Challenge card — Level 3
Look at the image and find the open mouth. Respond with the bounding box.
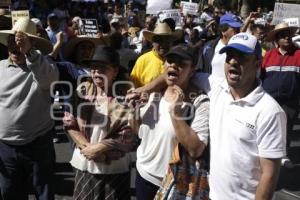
[228,68,241,81]
[167,70,179,81]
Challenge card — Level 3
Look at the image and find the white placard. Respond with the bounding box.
[11,10,30,26]
[146,0,172,14]
[158,9,182,26]
[283,18,299,27]
[272,3,300,25]
[181,1,199,16]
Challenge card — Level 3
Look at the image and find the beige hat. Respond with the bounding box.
[63,35,108,61]
[266,22,299,41]
[0,17,52,54]
[143,22,182,42]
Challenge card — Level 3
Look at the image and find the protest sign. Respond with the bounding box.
[181,1,199,16]
[283,18,299,27]
[272,3,300,25]
[158,9,182,26]
[11,10,29,26]
[0,0,11,7]
[146,0,172,14]
[82,19,99,37]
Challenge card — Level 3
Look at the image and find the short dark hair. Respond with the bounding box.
[250,24,265,33]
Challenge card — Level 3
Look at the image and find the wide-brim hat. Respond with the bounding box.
[0,17,52,54]
[63,35,109,60]
[80,45,120,68]
[143,22,182,42]
[266,22,299,41]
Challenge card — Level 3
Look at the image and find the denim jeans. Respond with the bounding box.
[0,130,55,200]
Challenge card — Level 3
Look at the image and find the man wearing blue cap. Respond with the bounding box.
[197,13,242,79]
[195,32,286,200]
[130,33,286,200]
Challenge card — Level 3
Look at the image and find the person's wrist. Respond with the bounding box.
[25,47,35,57]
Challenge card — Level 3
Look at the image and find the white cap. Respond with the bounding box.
[220,32,262,59]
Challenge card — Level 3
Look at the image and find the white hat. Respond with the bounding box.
[220,32,262,59]
[0,18,52,54]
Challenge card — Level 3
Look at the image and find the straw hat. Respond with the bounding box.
[0,18,52,54]
[63,35,108,61]
[143,22,182,42]
[266,22,299,41]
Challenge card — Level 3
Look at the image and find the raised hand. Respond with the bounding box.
[15,31,32,55]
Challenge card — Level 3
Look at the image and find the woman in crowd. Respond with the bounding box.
[127,44,210,200]
[63,46,136,200]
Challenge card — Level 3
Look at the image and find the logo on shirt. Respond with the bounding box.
[246,123,255,130]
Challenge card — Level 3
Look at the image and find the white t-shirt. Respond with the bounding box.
[211,39,226,79]
[194,74,286,200]
[136,92,209,186]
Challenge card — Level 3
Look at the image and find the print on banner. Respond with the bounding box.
[180,1,199,16]
[82,19,99,37]
[11,10,30,26]
[272,3,300,25]
[158,9,182,26]
[283,18,299,27]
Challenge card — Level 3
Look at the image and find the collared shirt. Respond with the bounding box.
[130,50,164,87]
[261,47,300,102]
[0,52,58,145]
[194,74,286,200]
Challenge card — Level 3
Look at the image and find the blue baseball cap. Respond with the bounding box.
[220,13,243,28]
[219,33,262,59]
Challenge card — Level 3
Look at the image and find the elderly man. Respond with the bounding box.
[0,18,58,200]
[261,23,300,167]
[130,33,286,200]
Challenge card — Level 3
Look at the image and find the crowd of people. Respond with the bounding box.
[0,0,299,200]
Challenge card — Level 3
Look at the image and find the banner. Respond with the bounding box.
[283,18,299,27]
[272,3,300,25]
[181,1,199,16]
[82,19,99,37]
[11,10,30,26]
[0,0,11,7]
[146,0,172,14]
[158,9,182,26]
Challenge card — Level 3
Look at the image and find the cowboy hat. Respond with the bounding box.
[63,35,109,61]
[0,17,52,54]
[266,22,299,41]
[143,22,182,42]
